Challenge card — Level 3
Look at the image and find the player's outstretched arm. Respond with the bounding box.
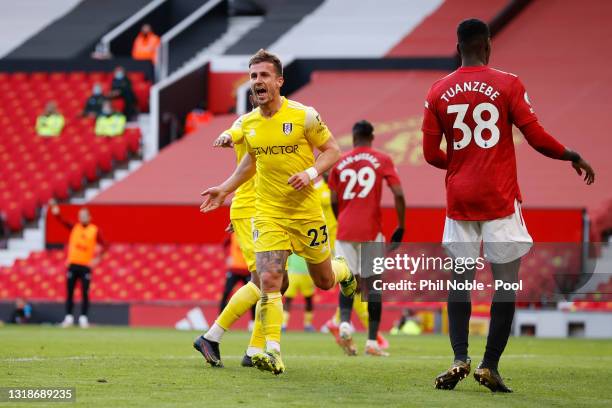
[519,121,595,185]
[212,132,233,148]
[48,199,74,230]
[288,137,341,191]
[200,153,256,212]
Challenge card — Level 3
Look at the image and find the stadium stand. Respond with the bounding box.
[266,0,443,58]
[225,0,324,55]
[100,0,215,59]
[387,0,508,57]
[0,71,148,232]
[0,244,225,302]
[0,240,596,306]
[0,0,81,58]
[6,0,151,59]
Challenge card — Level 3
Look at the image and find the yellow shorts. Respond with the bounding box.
[254,216,331,265]
[231,217,256,273]
[285,273,315,298]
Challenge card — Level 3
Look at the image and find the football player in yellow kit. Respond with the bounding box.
[201,49,355,375]
[194,95,289,369]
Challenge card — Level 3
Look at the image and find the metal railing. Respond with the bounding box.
[158,0,226,79]
[97,0,168,56]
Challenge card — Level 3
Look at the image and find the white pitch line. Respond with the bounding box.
[3,354,612,363]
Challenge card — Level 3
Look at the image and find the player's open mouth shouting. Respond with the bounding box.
[254,85,268,100]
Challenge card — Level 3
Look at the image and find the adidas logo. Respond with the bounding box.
[175,307,209,331]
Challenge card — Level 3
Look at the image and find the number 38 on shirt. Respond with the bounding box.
[448,102,500,150]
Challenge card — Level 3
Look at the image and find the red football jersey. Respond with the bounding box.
[422,66,538,221]
[328,146,401,241]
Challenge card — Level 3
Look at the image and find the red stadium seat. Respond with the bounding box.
[51,173,70,200]
[89,72,108,83]
[0,71,150,233]
[109,137,128,162]
[49,72,66,82]
[12,72,28,82]
[30,72,48,82]
[82,153,98,182]
[5,202,23,232]
[95,143,113,173]
[133,82,150,112]
[124,129,141,153]
[20,191,38,221]
[67,72,87,83]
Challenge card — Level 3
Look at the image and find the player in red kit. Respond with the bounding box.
[328,120,406,357]
[422,19,595,393]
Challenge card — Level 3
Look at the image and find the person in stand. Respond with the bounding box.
[50,200,107,328]
[95,101,126,137]
[11,298,33,324]
[82,83,106,118]
[36,101,65,137]
[109,66,137,120]
[132,24,160,64]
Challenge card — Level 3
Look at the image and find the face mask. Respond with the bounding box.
[102,108,111,115]
[93,86,102,95]
[115,71,124,79]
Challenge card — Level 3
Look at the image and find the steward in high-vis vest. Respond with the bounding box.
[95,102,126,137]
[36,101,65,137]
[50,200,106,328]
[131,24,160,64]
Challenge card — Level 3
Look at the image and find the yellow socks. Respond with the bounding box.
[247,300,266,355]
[216,281,260,330]
[304,310,313,327]
[259,292,283,352]
[354,298,369,328]
[333,307,341,325]
[331,258,351,284]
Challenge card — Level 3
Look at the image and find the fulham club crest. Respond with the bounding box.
[282,123,293,135]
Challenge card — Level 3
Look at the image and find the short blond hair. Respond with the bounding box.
[248,49,283,76]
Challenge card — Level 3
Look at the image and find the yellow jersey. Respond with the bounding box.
[224,114,256,220]
[314,179,337,249]
[242,98,332,219]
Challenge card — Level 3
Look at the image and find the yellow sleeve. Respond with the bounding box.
[224,115,244,144]
[244,131,254,155]
[304,107,331,147]
[57,114,65,130]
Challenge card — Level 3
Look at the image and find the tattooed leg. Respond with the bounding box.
[255,250,290,355]
[257,250,290,293]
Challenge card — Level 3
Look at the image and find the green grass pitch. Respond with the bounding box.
[1,325,611,407]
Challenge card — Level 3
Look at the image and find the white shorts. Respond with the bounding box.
[335,232,385,276]
[442,200,533,264]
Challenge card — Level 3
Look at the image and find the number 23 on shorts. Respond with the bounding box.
[307,225,328,247]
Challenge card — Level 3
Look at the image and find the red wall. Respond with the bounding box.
[207,72,248,114]
[46,204,229,245]
[46,204,584,245]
